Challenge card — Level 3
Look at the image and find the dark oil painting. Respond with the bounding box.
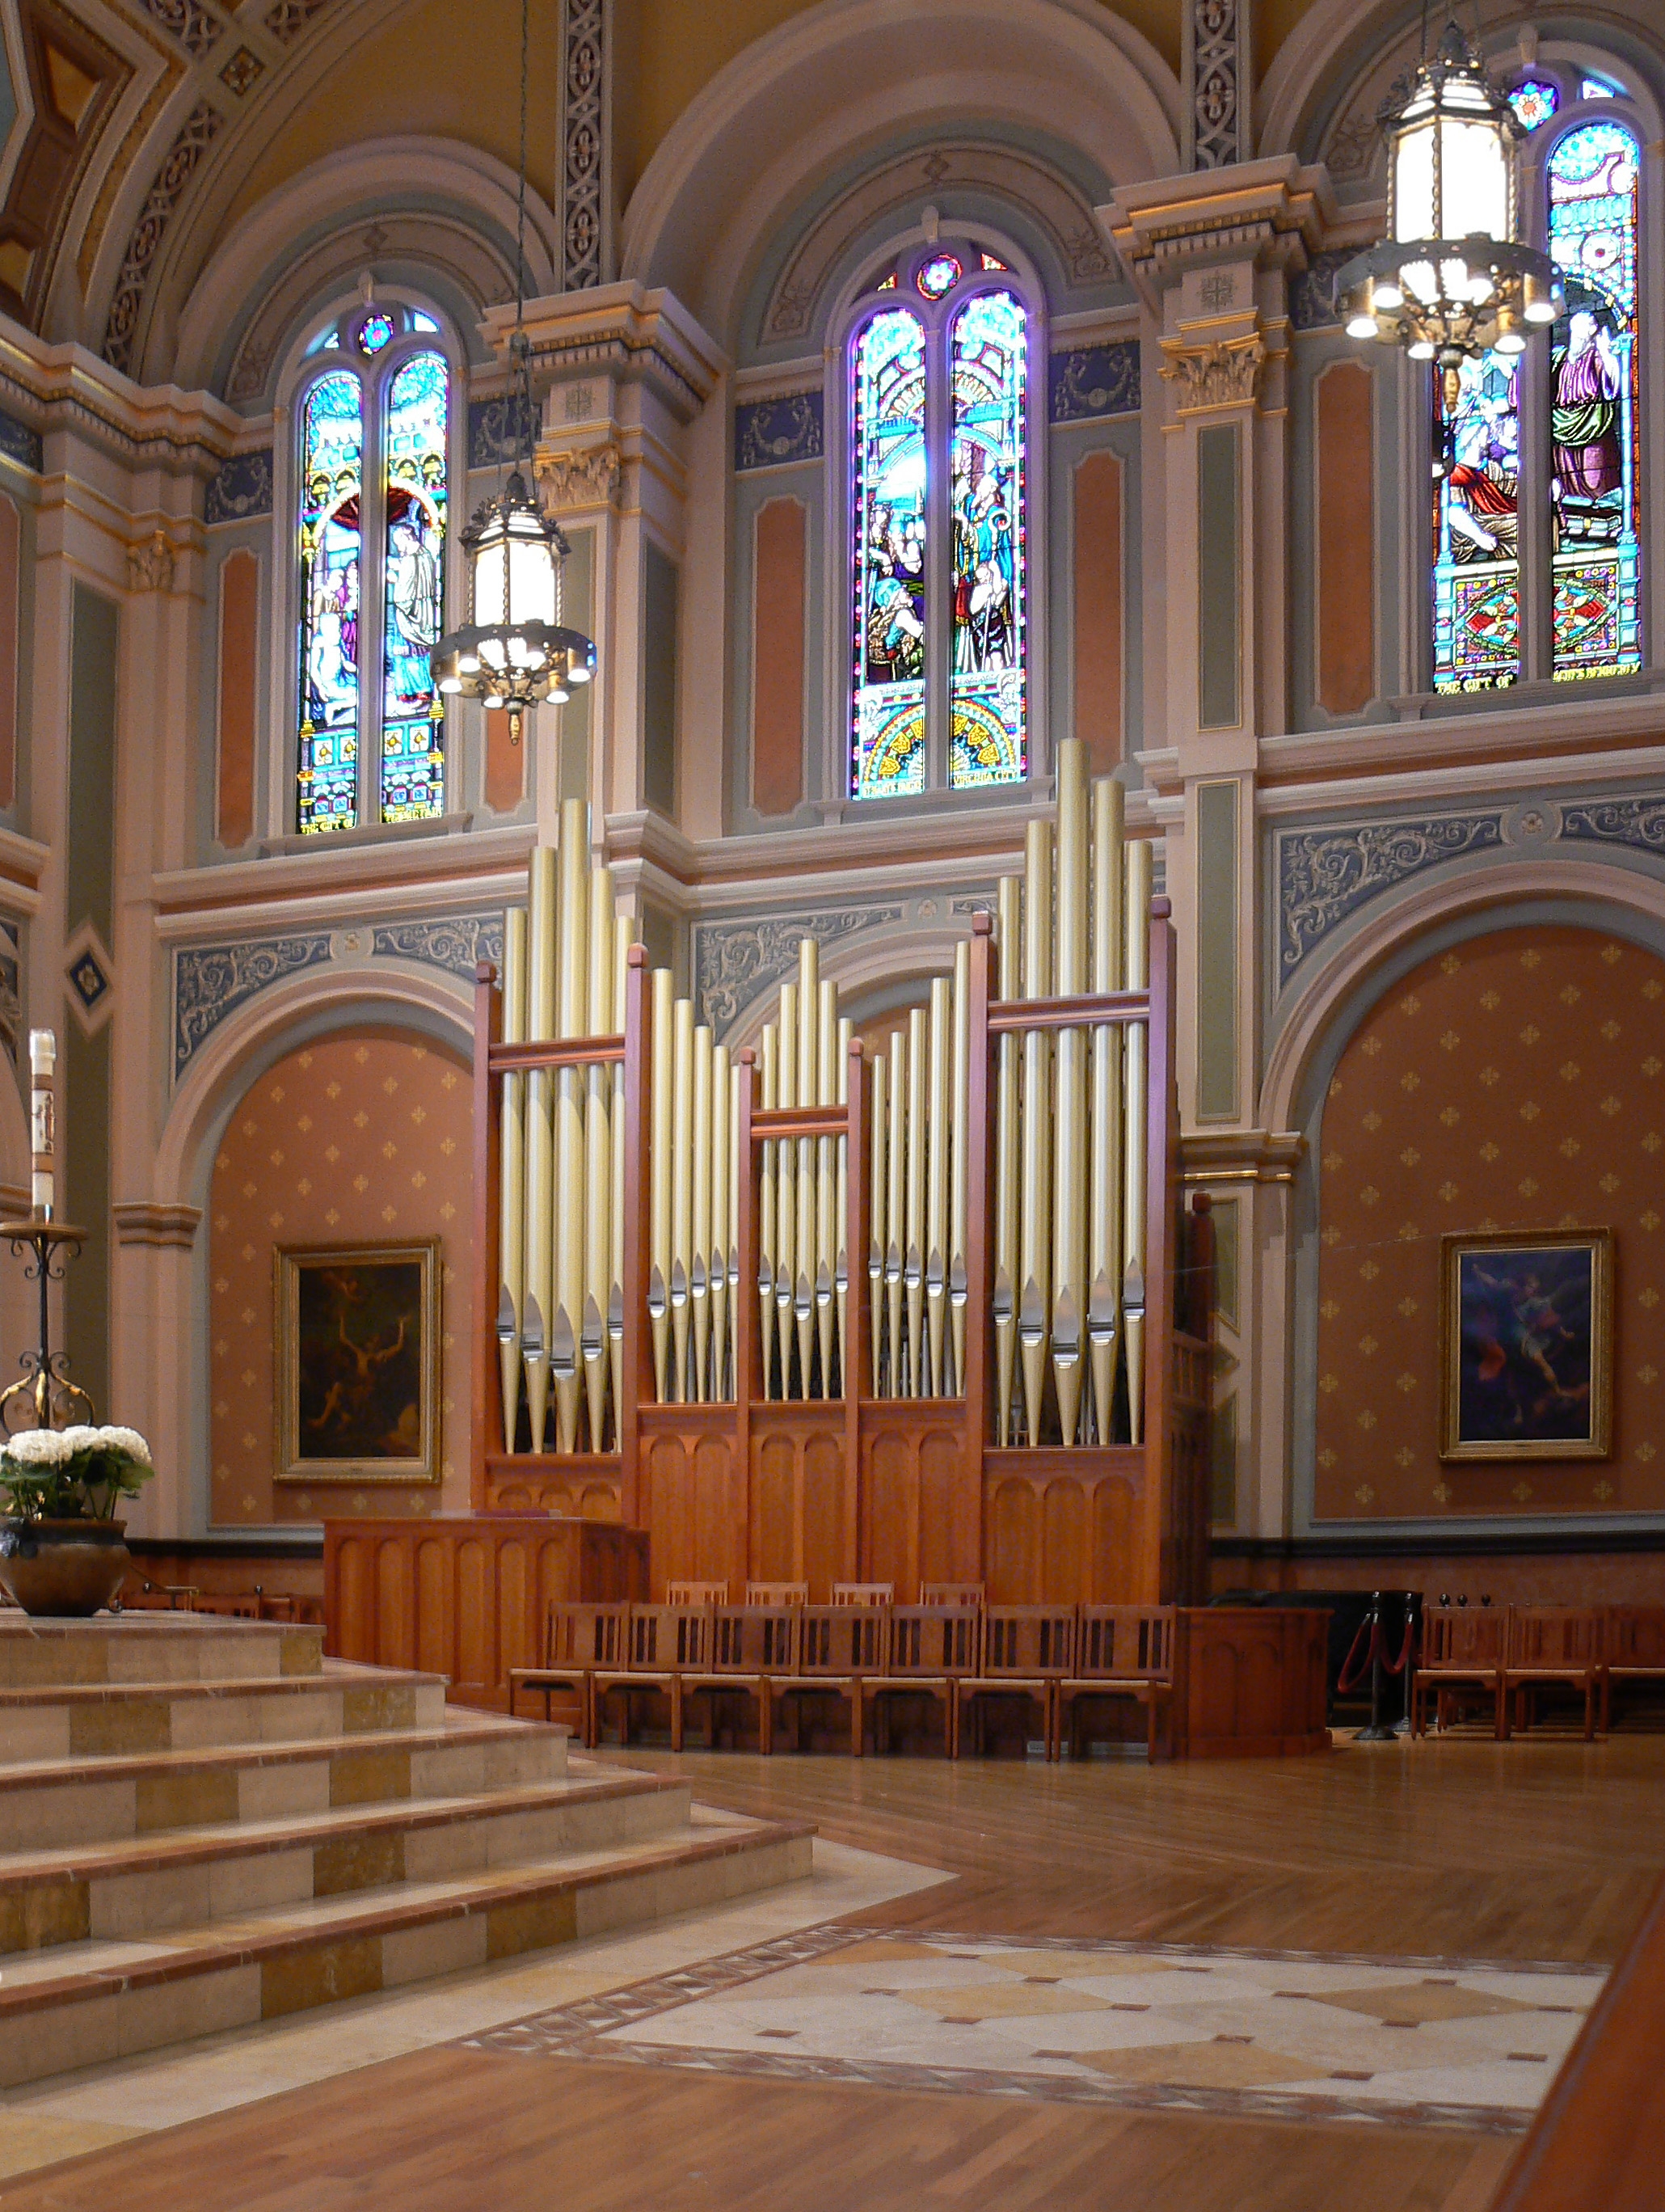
[295,1256,426,1462]
[1444,1234,1612,1459]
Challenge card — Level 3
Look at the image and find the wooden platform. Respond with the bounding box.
[1,1737,1659,2207]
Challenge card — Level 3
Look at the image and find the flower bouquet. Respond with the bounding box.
[0,1425,154,1615]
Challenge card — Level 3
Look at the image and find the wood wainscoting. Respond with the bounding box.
[323,1516,648,1710]
[1175,1607,1332,1758]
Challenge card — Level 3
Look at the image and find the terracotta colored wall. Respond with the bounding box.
[1314,925,1665,1520]
[484,705,525,813]
[0,492,18,808]
[216,549,258,847]
[750,496,806,816]
[209,1031,473,1526]
[1072,450,1123,776]
[1315,361,1374,717]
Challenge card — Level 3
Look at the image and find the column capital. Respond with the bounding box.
[1097,156,1338,315]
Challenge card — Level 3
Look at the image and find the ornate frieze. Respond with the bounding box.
[1048,343,1140,424]
[1187,0,1244,168]
[102,102,224,375]
[262,0,336,41]
[1278,814,1506,989]
[1289,251,1355,333]
[173,913,508,1081]
[559,0,606,290]
[534,442,622,511]
[734,393,823,473]
[1560,796,1665,858]
[467,392,539,471]
[0,409,42,473]
[204,449,273,526]
[1159,332,1266,412]
[138,0,223,58]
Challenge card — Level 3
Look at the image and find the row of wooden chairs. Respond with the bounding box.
[509,1590,1175,1760]
[1413,1603,1665,1741]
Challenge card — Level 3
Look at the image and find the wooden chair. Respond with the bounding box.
[1411,1604,1510,1739]
[831,1583,893,1606]
[1054,1606,1175,1760]
[773,1605,887,1754]
[1504,1605,1603,1741]
[860,1603,980,1757]
[681,1606,799,1754]
[664,1581,729,1606]
[920,1582,984,1606]
[592,1604,713,1753]
[956,1606,1077,1760]
[509,1600,630,1741]
[1602,1605,1665,1731]
[744,1582,808,1606]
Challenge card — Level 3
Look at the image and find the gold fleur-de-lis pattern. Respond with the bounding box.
[1316,928,1663,1519]
[209,1032,473,1526]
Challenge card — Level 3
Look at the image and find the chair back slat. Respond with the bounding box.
[1421,1604,1508,1669]
[546,1600,630,1669]
[1607,1606,1665,1668]
[798,1604,888,1674]
[884,1605,980,1677]
[919,1582,984,1606]
[832,1583,894,1607]
[626,1604,711,1671]
[708,1605,799,1674]
[1507,1604,1601,1669]
[980,1605,1077,1677]
[665,1581,728,1606]
[1077,1605,1174,1679]
[745,1582,808,1607]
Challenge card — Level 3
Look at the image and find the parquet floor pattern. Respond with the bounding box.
[5,1737,1661,2211]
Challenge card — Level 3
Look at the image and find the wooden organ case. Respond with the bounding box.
[467,753,1216,1612]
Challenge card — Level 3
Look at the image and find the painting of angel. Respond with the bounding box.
[1440,1231,1612,1460]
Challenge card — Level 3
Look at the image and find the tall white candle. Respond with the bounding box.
[27,1028,54,1218]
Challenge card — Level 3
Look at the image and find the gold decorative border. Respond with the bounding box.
[273,1238,440,1484]
[1439,1228,1613,1462]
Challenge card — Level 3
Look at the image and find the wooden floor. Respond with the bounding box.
[6,1735,1663,2211]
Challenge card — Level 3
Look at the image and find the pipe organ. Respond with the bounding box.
[472,742,1214,1607]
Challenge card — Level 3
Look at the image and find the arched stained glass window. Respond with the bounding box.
[950,290,1026,786]
[297,372,363,832]
[847,248,1034,800]
[852,307,927,799]
[381,350,448,822]
[1548,119,1640,680]
[1432,351,1521,691]
[293,306,456,834]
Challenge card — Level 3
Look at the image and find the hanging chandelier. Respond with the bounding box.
[429,0,595,741]
[1337,19,1561,413]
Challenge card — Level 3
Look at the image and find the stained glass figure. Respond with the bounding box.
[1431,350,1521,691]
[357,310,394,356]
[297,372,364,831]
[851,308,927,798]
[1508,78,1558,131]
[917,254,962,300]
[949,290,1026,785]
[381,350,448,821]
[1548,120,1640,679]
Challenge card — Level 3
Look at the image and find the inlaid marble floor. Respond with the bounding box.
[467,1923,1604,2135]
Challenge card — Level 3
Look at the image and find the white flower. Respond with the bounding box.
[95,1426,151,1467]
[3,1427,73,1467]
[57,1425,100,1454]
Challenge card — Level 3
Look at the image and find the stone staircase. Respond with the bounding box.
[0,1614,811,2087]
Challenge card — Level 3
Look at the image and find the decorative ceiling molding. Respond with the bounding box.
[759,140,1119,350]
[558,0,606,289]
[126,0,224,61]
[0,0,134,330]
[101,96,223,373]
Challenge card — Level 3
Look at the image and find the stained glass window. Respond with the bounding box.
[1508,78,1558,131]
[297,372,364,832]
[1548,120,1641,680]
[1580,76,1620,101]
[1432,351,1521,691]
[917,255,962,300]
[381,350,448,821]
[851,307,927,797]
[356,311,393,357]
[950,290,1026,785]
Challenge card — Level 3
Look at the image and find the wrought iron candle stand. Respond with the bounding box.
[0,1217,94,1435]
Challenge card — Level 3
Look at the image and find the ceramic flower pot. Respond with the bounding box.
[0,1518,129,1617]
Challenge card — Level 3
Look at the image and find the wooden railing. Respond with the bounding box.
[1489,1871,1665,2211]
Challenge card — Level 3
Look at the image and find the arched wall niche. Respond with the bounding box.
[740,133,1124,369]
[620,0,1179,352]
[141,137,557,397]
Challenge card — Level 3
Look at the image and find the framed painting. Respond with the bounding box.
[275,1239,440,1484]
[1439,1230,1613,1461]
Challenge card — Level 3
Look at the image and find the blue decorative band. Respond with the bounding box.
[1048,342,1140,423]
[735,391,824,473]
[205,449,273,525]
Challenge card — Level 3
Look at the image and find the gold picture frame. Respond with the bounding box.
[1439,1229,1613,1462]
[274,1239,441,1485]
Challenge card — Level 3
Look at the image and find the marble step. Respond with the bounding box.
[0,1617,325,1687]
[0,1716,570,1854]
[0,1765,695,1956]
[0,1664,449,1764]
[0,1803,814,2087]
